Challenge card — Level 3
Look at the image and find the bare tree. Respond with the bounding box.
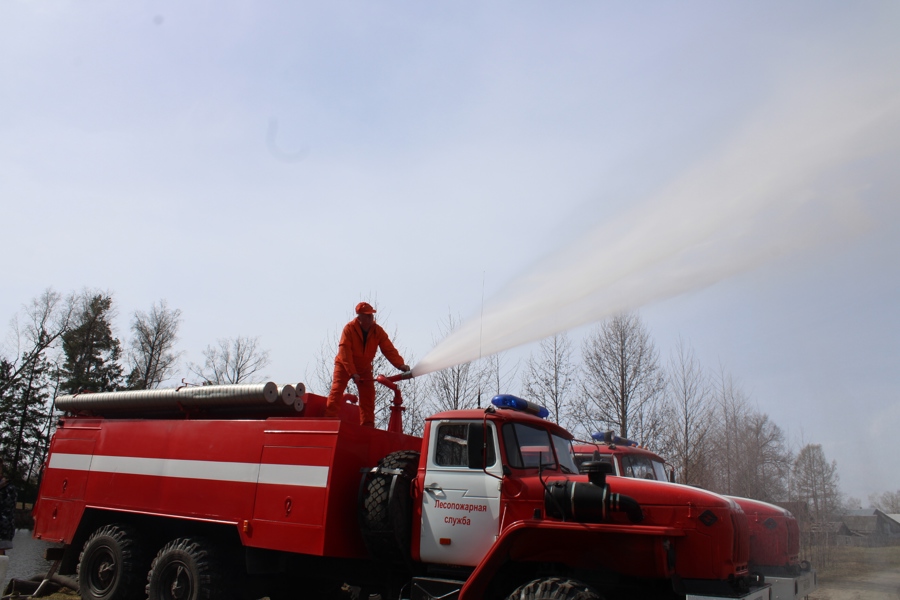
[190,336,271,384]
[662,338,714,487]
[308,333,341,396]
[522,333,578,431]
[0,288,74,396]
[481,351,519,403]
[707,368,753,495]
[658,350,795,500]
[424,313,485,413]
[869,490,900,513]
[792,444,841,522]
[575,312,666,446]
[791,443,841,568]
[126,300,183,389]
[843,496,863,511]
[733,411,792,502]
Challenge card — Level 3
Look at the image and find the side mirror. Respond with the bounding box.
[467,423,485,470]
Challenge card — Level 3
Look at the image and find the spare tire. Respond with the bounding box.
[359,450,420,565]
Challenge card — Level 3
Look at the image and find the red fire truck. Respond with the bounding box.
[32,379,772,600]
[573,434,816,600]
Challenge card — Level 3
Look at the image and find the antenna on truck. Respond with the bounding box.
[478,271,485,408]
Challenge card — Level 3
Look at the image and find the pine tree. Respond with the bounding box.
[0,352,52,484]
[59,293,123,395]
[0,358,15,472]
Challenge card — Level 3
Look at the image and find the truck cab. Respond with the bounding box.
[390,397,762,600]
[413,401,579,567]
[573,435,672,481]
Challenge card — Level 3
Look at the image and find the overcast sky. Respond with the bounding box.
[2,2,898,500]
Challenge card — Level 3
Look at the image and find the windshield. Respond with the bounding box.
[552,434,579,474]
[651,459,669,482]
[573,451,615,472]
[502,422,578,473]
[622,454,667,481]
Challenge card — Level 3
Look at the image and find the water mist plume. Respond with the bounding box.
[413,76,900,377]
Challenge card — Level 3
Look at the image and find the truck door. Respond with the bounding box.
[418,420,502,567]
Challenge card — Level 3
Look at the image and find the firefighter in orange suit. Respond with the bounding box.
[324,302,410,427]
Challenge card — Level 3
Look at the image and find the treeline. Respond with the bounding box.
[0,288,271,499]
[0,288,859,548]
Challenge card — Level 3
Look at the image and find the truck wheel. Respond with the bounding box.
[506,577,602,600]
[360,450,420,564]
[146,537,224,600]
[77,523,147,600]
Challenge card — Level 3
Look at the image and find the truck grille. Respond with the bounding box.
[731,511,750,567]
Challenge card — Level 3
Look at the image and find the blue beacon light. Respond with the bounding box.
[491,395,550,419]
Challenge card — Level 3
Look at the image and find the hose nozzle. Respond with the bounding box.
[387,371,414,383]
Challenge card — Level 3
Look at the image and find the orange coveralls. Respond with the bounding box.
[324,319,406,427]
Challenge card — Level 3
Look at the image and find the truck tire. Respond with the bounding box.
[146,537,225,600]
[360,450,420,565]
[77,523,147,600]
[506,577,602,600]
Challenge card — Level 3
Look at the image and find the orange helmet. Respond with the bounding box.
[355,302,376,315]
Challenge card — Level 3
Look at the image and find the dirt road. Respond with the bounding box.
[810,569,900,600]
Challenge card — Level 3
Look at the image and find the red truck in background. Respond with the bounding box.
[32,379,773,600]
[573,433,816,600]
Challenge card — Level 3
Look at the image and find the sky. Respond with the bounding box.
[1,2,898,500]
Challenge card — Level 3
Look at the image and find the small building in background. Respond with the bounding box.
[835,509,900,547]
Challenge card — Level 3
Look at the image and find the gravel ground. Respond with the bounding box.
[21,575,900,600]
[4,530,899,600]
[808,546,900,600]
[809,570,900,599]
[2,529,56,594]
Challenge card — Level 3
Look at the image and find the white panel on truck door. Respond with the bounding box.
[419,421,502,566]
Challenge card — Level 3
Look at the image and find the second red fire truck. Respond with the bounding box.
[573,433,817,600]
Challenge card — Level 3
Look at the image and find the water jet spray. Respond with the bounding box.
[412,79,900,378]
